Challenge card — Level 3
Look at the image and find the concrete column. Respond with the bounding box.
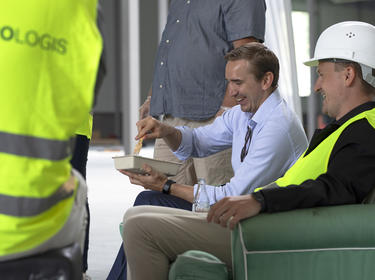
[307,0,319,140]
[120,0,140,154]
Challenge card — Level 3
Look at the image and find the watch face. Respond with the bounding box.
[162,183,170,194]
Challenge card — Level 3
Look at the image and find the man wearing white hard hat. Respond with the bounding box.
[121,21,375,280]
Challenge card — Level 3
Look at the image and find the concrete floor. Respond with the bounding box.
[85,145,153,279]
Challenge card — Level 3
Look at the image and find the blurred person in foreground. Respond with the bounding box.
[0,0,102,269]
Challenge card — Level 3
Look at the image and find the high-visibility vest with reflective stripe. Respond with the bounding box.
[0,0,102,256]
[274,108,375,188]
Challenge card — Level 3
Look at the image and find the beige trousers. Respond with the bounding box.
[154,115,234,186]
[123,205,231,280]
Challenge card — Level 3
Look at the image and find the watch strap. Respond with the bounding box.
[162,179,176,194]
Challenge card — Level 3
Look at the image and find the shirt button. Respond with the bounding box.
[160,61,164,66]
[176,19,180,23]
[159,84,163,88]
[166,39,170,43]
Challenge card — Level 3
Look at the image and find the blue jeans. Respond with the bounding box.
[106,190,192,280]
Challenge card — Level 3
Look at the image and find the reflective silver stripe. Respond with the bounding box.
[0,131,74,160]
[0,186,74,217]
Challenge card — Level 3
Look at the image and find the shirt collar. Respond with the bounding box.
[306,101,375,156]
[246,89,282,129]
[335,101,375,125]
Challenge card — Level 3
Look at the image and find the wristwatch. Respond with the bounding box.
[162,179,176,194]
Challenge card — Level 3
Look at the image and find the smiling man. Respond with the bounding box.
[226,54,278,114]
[123,43,307,210]
[206,20,375,227]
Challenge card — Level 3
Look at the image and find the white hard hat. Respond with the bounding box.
[304,21,375,87]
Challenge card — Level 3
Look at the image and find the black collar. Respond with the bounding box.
[305,101,375,156]
[336,101,375,126]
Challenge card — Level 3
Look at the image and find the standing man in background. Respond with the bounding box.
[107,1,267,279]
[139,0,266,187]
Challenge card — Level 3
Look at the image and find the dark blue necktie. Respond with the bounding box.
[240,126,252,162]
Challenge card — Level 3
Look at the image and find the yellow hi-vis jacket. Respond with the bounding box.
[256,108,375,191]
[76,113,94,139]
[0,0,102,257]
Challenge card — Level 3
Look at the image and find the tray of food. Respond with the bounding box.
[113,155,181,176]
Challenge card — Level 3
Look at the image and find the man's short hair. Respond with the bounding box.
[321,58,375,95]
[335,61,375,95]
[225,43,279,90]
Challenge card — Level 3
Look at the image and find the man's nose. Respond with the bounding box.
[313,79,321,93]
[228,84,237,97]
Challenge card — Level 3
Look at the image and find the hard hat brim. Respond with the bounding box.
[304,58,319,67]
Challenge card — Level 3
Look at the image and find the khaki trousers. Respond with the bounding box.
[154,115,234,186]
[123,205,231,280]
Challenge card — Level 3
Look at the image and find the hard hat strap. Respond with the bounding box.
[360,64,375,88]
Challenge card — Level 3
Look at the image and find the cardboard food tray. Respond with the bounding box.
[113,155,181,176]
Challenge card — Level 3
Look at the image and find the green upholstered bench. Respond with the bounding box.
[169,250,230,280]
[170,203,375,280]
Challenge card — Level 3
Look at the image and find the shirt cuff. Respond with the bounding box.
[252,191,267,213]
[173,126,193,160]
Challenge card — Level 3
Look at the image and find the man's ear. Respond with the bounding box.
[343,65,356,87]
[262,72,274,91]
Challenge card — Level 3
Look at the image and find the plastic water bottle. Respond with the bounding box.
[193,178,210,212]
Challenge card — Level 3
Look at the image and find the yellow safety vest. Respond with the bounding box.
[76,113,94,139]
[0,0,102,256]
[262,108,375,189]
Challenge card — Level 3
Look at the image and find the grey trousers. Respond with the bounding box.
[0,169,87,262]
[123,205,231,280]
